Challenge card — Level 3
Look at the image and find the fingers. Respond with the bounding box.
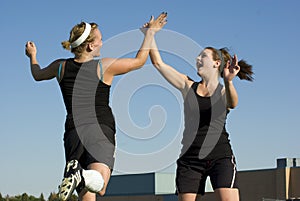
[156,12,167,21]
[26,41,35,48]
[150,12,167,25]
[232,54,238,65]
[25,41,36,57]
[149,15,154,23]
[225,60,231,69]
[234,54,238,61]
[142,12,167,33]
[156,12,167,25]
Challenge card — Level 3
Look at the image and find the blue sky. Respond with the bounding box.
[1,0,300,197]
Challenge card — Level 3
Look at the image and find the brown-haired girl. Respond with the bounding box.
[143,21,253,201]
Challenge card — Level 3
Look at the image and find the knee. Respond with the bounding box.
[98,189,106,196]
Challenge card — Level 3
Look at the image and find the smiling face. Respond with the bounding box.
[196,48,219,77]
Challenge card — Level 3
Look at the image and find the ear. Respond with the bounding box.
[214,60,221,68]
[87,42,94,52]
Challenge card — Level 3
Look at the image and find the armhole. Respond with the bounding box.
[98,59,104,81]
[191,81,199,91]
[58,60,66,82]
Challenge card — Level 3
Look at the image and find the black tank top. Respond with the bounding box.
[59,58,115,132]
[180,81,233,160]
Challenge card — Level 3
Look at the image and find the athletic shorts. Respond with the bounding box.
[176,156,238,195]
[63,123,116,170]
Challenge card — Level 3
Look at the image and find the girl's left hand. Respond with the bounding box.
[140,12,167,35]
[223,54,240,82]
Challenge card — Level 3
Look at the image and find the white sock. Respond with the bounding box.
[82,169,104,193]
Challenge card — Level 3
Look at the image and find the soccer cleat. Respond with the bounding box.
[58,160,84,201]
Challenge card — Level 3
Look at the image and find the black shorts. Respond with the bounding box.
[176,156,238,195]
[63,123,116,170]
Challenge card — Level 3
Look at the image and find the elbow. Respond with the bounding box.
[33,75,40,81]
[228,105,236,110]
[132,62,144,71]
[151,60,164,70]
[32,74,42,81]
[227,101,238,109]
[131,58,147,71]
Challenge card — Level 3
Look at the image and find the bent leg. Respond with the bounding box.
[88,162,111,196]
[79,162,111,201]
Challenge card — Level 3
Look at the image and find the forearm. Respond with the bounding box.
[133,29,156,68]
[29,54,42,81]
[149,38,164,68]
[224,80,238,109]
[149,39,188,90]
[29,55,57,81]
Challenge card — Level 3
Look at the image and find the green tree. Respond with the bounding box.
[21,193,29,201]
[14,195,22,201]
[28,195,38,201]
[39,194,45,201]
[47,193,60,201]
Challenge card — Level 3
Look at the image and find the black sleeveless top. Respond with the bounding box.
[180,81,233,161]
[59,58,115,132]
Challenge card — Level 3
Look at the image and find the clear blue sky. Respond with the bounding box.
[1,0,300,197]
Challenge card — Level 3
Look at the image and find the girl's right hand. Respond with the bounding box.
[25,41,37,58]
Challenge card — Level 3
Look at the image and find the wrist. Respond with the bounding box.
[146,28,156,35]
[224,79,233,85]
[30,55,38,64]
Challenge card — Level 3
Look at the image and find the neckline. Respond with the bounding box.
[194,82,221,98]
[72,58,95,65]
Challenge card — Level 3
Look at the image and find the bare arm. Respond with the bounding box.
[25,41,61,81]
[139,18,192,93]
[223,55,240,109]
[224,80,238,109]
[149,38,191,92]
[103,13,168,83]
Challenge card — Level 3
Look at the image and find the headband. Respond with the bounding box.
[216,49,225,73]
[71,22,92,48]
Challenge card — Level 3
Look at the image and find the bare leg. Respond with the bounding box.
[178,193,201,201]
[78,189,95,201]
[214,188,239,201]
[79,162,111,201]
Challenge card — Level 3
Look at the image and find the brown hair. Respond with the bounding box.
[205,47,254,81]
[61,22,98,57]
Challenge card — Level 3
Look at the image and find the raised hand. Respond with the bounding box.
[25,41,37,58]
[223,54,240,82]
[140,12,167,34]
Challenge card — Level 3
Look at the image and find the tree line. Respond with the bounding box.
[0,193,78,201]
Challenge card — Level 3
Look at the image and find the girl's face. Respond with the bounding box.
[196,49,217,76]
[90,29,103,57]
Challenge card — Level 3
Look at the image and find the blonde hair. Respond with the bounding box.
[61,22,98,57]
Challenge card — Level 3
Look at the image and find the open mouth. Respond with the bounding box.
[196,62,203,69]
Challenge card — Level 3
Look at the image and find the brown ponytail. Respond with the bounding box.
[206,47,254,82]
[237,59,254,81]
